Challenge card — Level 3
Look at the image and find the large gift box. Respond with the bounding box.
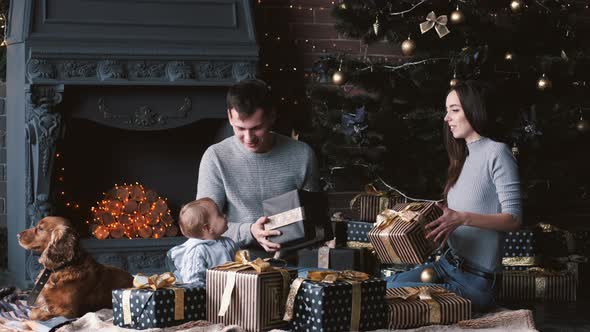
[296,246,378,274]
[351,186,404,222]
[385,286,471,329]
[368,202,442,264]
[206,251,296,332]
[502,227,542,271]
[333,220,373,245]
[112,273,205,330]
[499,267,577,302]
[263,189,332,248]
[284,270,387,332]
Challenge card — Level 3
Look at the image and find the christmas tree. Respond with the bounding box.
[303,0,590,223]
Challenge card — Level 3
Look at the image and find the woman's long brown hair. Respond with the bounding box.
[443,81,492,197]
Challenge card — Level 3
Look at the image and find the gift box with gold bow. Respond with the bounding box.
[296,246,378,275]
[385,286,471,329]
[368,202,442,265]
[498,266,577,302]
[112,272,205,329]
[284,270,387,331]
[206,250,297,332]
[350,185,404,222]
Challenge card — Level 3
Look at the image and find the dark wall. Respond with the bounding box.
[0,84,6,271]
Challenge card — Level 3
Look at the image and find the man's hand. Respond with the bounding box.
[424,202,466,246]
[250,216,281,252]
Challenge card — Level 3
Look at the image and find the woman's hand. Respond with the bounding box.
[424,202,467,246]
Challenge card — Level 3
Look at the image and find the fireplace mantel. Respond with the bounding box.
[7,0,258,288]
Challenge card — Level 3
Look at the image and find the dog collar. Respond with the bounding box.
[27,268,52,306]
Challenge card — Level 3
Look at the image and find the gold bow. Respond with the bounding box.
[420,11,450,38]
[215,250,289,317]
[284,270,370,331]
[123,272,184,325]
[386,287,452,324]
[132,272,176,290]
[375,203,424,230]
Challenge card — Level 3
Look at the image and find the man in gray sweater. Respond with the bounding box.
[196,79,320,252]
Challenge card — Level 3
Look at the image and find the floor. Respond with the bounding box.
[501,300,590,332]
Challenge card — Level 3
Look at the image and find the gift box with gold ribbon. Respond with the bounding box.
[498,267,577,302]
[206,250,296,332]
[368,202,442,264]
[385,286,471,329]
[112,272,205,329]
[284,270,387,331]
[350,185,405,222]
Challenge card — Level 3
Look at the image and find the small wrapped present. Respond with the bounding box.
[385,286,471,329]
[499,267,577,302]
[368,202,442,265]
[350,185,405,222]
[263,189,332,249]
[112,273,205,330]
[284,270,387,331]
[206,250,296,332]
[296,246,378,274]
[503,228,540,258]
[333,220,374,244]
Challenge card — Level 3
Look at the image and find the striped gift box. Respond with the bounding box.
[368,202,442,265]
[355,194,405,222]
[498,269,577,302]
[385,286,471,329]
[206,268,296,332]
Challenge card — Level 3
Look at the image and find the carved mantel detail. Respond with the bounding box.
[98,97,192,128]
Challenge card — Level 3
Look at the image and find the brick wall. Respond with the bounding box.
[0,83,6,271]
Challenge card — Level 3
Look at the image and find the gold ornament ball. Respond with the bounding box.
[420,267,437,283]
[504,52,514,61]
[450,78,460,87]
[537,75,552,91]
[401,38,416,56]
[332,70,345,85]
[450,9,465,24]
[577,119,590,133]
[510,0,524,13]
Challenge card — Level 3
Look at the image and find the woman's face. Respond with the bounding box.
[444,90,479,142]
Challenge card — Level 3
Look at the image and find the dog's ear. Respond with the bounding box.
[39,224,79,270]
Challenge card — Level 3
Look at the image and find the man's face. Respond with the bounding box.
[228,107,275,153]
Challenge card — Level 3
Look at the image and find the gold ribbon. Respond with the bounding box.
[502,256,541,267]
[419,11,450,38]
[386,287,452,324]
[349,184,390,210]
[375,203,424,231]
[283,270,369,330]
[318,246,330,269]
[215,250,288,317]
[265,207,305,231]
[122,272,184,325]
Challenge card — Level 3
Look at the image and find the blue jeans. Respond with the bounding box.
[384,250,497,312]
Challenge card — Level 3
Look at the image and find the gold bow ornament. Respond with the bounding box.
[386,286,453,324]
[121,272,185,325]
[214,250,291,317]
[283,270,370,331]
[419,11,450,38]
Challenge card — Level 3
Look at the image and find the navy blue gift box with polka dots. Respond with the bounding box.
[334,220,373,243]
[112,285,205,330]
[503,229,539,258]
[290,278,387,332]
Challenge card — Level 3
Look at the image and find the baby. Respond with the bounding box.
[167,198,239,286]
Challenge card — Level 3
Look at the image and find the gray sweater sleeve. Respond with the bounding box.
[196,148,254,246]
[302,145,321,192]
[488,144,522,221]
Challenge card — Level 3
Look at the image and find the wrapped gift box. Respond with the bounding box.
[385,286,471,329]
[286,272,387,331]
[499,268,577,302]
[368,202,442,265]
[352,192,405,222]
[333,220,373,244]
[112,283,205,329]
[263,189,332,249]
[296,246,378,274]
[206,266,297,332]
[503,228,540,258]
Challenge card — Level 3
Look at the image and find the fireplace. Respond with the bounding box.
[6,0,258,288]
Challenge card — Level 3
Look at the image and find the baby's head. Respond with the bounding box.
[178,198,228,240]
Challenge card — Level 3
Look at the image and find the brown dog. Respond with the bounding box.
[18,216,133,320]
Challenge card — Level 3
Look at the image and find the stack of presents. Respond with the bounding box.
[109,189,589,331]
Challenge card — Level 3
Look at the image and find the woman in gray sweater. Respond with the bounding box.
[385,80,522,312]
